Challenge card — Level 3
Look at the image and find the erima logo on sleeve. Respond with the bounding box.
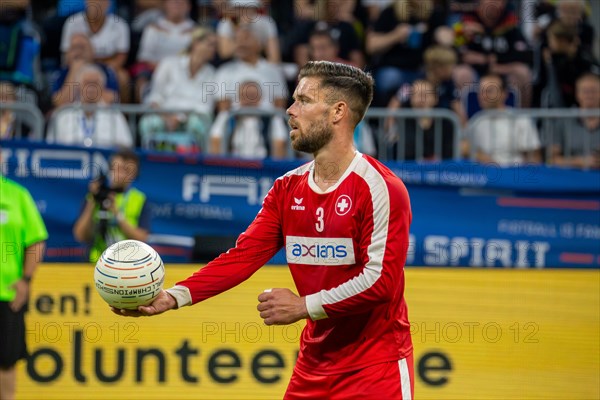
[286,236,356,265]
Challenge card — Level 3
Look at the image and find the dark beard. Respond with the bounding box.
[291,118,334,154]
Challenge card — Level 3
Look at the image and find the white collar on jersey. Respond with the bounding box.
[308,151,362,195]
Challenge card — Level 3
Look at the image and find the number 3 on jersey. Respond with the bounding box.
[315,207,324,232]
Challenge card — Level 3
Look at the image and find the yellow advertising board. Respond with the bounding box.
[17,265,600,400]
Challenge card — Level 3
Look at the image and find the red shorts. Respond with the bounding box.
[284,354,414,400]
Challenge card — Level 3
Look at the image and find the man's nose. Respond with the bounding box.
[287,101,297,117]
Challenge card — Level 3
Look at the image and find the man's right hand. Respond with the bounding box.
[111,290,177,317]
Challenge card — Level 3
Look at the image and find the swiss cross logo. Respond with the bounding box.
[335,195,352,216]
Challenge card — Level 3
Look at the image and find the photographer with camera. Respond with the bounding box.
[73,148,151,262]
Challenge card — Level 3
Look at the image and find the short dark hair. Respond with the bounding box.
[112,148,140,173]
[298,61,374,126]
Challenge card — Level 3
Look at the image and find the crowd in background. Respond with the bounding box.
[0,0,599,168]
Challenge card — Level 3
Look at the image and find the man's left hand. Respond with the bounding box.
[257,288,308,326]
[9,279,29,312]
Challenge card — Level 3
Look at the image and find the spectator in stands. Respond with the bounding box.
[130,0,163,33]
[41,0,118,74]
[534,20,600,108]
[0,81,37,139]
[0,0,42,89]
[61,0,131,102]
[47,64,133,148]
[548,73,600,169]
[215,25,288,112]
[308,27,355,66]
[292,0,320,21]
[73,148,150,262]
[280,0,315,64]
[551,0,595,56]
[289,0,365,69]
[447,0,479,25]
[216,0,281,64]
[387,45,466,126]
[0,81,24,139]
[530,0,558,44]
[456,0,533,107]
[196,0,222,29]
[56,0,115,18]
[52,33,119,107]
[466,73,542,166]
[363,0,393,25]
[424,46,464,116]
[139,26,217,151]
[366,0,446,106]
[133,0,196,102]
[209,81,288,158]
[387,79,456,161]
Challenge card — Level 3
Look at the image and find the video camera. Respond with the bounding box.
[93,172,123,210]
[93,172,124,243]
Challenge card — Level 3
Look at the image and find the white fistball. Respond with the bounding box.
[94,240,165,309]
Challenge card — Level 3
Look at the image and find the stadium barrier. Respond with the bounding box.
[49,104,213,151]
[1,101,45,140]
[16,103,600,166]
[363,108,463,161]
[16,264,600,399]
[220,107,294,158]
[48,104,464,161]
[466,108,600,169]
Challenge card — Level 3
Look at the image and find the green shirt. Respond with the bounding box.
[0,177,48,301]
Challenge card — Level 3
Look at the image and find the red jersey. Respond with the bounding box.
[171,152,413,374]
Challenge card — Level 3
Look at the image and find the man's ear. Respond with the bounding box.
[332,101,348,124]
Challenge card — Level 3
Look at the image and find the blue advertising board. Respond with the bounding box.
[1,140,599,268]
